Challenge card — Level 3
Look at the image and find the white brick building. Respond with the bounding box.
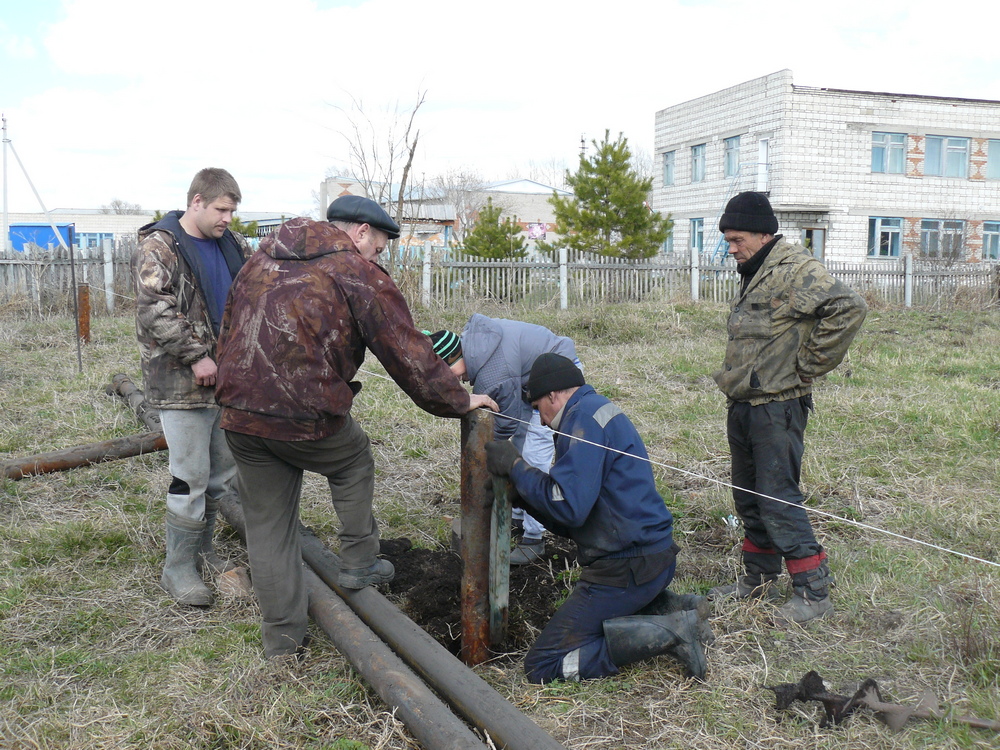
[651,69,1000,263]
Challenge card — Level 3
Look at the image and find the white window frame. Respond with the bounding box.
[662,150,675,186]
[690,218,704,253]
[987,140,1000,181]
[871,132,906,174]
[723,136,741,178]
[921,219,965,259]
[925,135,969,178]
[983,222,1000,260]
[868,217,902,258]
[691,144,706,183]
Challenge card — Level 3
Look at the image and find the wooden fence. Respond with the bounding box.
[2,239,999,315]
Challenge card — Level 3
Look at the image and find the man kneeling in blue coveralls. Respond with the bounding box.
[485,354,712,684]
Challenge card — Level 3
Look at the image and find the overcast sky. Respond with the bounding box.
[2,0,998,216]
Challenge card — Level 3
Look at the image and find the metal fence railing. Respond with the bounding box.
[2,240,998,314]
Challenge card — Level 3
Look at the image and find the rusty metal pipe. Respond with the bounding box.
[460,409,493,665]
[303,566,489,749]
[1,431,167,480]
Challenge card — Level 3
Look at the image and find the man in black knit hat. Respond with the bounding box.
[709,191,867,626]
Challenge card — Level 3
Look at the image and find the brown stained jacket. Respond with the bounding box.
[713,238,867,406]
[133,217,252,409]
[216,217,472,441]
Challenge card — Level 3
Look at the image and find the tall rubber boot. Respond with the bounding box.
[603,610,707,680]
[161,512,213,606]
[636,587,715,644]
[774,562,834,626]
[197,498,237,576]
[709,548,783,602]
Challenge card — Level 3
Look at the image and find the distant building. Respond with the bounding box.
[652,69,1000,262]
[4,208,298,251]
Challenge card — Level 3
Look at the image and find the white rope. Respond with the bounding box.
[358,367,1000,570]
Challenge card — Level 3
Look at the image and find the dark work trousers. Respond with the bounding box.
[727,397,821,562]
[523,561,674,684]
[225,417,378,657]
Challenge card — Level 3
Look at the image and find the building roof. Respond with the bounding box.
[485,179,571,196]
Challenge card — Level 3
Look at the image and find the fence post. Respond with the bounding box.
[904,253,913,308]
[690,244,700,301]
[559,246,568,310]
[102,238,115,314]
[422,242,431,308]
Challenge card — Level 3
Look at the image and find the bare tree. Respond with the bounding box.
[333,90,426,270]
[428,169,489,244]
[101,199,144,215]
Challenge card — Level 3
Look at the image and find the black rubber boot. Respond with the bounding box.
[603,611,707,680]
[161,512,212,606]
[636,588,715,645]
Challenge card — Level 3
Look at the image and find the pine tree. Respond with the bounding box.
[540,130,672,259]
[463,198,527,259]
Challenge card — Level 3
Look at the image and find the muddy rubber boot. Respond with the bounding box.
[197,498,237,576]
[708,573,783,602]
[636,588,715,645]
[161,513,213,606]
[774,562,834,626]
[709,548,783,602]
[603,610,707,680]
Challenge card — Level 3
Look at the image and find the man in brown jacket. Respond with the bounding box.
[216,196,497,659]
[133,168,252,606]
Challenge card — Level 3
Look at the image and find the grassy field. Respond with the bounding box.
[1,296,998,749]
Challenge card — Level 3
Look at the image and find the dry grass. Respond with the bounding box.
[1,299,999,749]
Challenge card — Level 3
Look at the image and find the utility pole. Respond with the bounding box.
[2,113,9,252]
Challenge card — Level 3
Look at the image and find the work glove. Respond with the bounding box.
[485,440,521,477]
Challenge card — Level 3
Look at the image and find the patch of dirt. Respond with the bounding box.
[378,535,579,656]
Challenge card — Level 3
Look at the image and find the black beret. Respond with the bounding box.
[524,353,585,403]
[718,191,778,235]
[326,195,401,239]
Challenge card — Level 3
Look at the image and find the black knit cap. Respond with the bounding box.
[718,191,779,235]
[425,330,463,365]
[327,195,401,239]
[524,353,585,403]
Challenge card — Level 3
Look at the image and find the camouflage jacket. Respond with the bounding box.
[216,217,472,441]
[133,212,251,409]
[713,238,867,406]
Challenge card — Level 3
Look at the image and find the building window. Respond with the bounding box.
[925,136,969,178]
[921,219,965,259]
[662,150,675,186]
[984,222,1000,260]
[871,132,905,174]
[690,218,704,252]
[662,230,674,255]
[987,140,1000,181]
[691,144,706,183]
[868,217,902,257]
[724,136,741,178]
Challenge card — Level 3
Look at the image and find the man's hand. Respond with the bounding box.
[485,440,521,477]
[468,394,499,413]
[192,356,218,387]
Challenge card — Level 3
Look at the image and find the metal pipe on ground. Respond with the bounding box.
[1,431,167,480]
[107,373,162,432]
[303,565,489,750]
[216,494,567,750]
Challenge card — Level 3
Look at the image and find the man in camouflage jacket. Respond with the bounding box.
[134,168,252,607]
[710,192,867,626]
[215,198,497,659]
